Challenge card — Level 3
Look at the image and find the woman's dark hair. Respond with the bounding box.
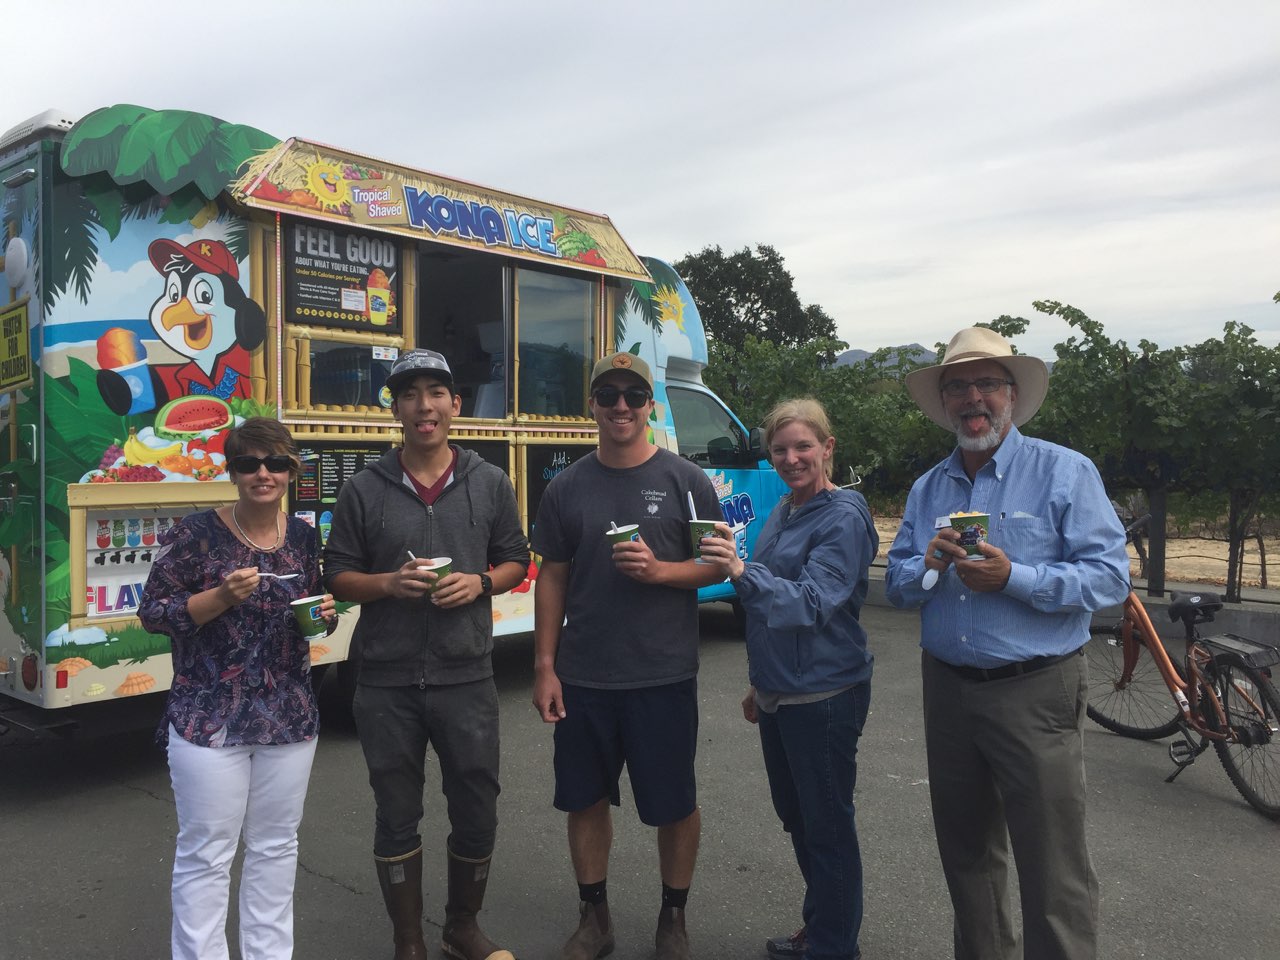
[223,417,301,476]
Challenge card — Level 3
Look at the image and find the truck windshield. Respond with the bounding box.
[666,386,749,466]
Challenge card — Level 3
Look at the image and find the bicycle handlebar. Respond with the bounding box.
[1123,513,1151,542]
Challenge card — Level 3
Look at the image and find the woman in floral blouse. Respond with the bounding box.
[140,417,335,960]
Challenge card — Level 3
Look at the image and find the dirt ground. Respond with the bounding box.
[871,518,1279,592]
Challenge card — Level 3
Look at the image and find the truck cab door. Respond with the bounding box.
[664,383,788,603]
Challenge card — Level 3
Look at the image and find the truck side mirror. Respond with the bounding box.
[748,427,766,461]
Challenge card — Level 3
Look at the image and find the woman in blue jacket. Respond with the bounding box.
[701,398,878,960]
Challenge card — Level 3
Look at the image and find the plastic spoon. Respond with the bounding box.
[258,572,300,581]
[921,548,946,590]
[687,492,698,521]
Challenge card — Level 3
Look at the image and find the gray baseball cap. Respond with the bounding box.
[386,348,454,395]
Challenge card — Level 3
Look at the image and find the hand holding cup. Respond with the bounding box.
[291,593,335,639]
[699,522,744,580]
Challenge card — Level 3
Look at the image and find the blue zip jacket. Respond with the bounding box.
[733,487,879,694]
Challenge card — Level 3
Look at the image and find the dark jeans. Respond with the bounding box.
[353,678,500,859]
[757,684,870,960]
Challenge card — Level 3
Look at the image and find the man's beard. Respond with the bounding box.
[950,401,1013,452]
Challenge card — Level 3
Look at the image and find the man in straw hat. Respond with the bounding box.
[885,327,1129,960]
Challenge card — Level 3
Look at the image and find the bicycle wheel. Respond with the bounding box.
[1085,622,1182,740]
[1206,655,1280,819]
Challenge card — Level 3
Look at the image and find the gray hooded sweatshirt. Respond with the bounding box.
[323,445,529,687]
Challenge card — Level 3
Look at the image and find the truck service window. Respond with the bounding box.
[515,269,596,418]
[417,252,508,418]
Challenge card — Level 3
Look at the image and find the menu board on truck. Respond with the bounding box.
[284,222,402,334]
[291,442,389,549]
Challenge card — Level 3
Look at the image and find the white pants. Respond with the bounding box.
[167,726,318,960]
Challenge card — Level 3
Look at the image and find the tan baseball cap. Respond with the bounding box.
[590,351,654,392]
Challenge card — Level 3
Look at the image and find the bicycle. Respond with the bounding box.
[1086,584,1280,818]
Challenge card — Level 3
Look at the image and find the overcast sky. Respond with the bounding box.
[10,1,1278,359]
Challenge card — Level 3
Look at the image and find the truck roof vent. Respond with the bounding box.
[0,108,78,156]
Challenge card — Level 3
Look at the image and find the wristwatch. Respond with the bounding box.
[478,572,493,595]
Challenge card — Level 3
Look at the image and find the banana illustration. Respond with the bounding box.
[124,433,181,465]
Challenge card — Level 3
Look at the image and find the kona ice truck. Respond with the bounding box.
[0,104,785,733]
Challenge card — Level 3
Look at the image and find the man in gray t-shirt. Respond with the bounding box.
[534,449,720,688]
[532,352,722,960]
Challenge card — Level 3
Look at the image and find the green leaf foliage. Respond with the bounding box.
[60,104,152,177]
[47,170,102,310]
[675,244,836,354]
[61,104,278,200]
[682,243,1278,597]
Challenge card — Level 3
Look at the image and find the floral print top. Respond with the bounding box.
[139,509,322,748]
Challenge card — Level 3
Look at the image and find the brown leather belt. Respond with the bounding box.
[939,646,1083,683]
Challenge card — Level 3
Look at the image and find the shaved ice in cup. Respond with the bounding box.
[949,512,990,557]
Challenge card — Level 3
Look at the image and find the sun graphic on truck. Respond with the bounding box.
[652,284,686,332]
[304,161,351,211]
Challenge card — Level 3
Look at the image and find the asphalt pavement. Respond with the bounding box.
[1,603,1277,959]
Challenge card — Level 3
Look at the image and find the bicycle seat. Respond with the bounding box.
[1168,591,1223,624]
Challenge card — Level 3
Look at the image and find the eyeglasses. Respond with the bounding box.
[228,455,293,474]
[939,377,1014,399]
[591,386,652,408]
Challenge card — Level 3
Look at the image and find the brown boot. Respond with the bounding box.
[440,849,515,960]
[562,900,614,960]
[374,848,429,960]
[655,905,690,960]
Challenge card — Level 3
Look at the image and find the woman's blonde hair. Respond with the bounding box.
[762,398,835,479]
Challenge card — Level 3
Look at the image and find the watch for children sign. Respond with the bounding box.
[0,299,32,392]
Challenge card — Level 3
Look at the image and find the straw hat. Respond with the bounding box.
[904,327,1048,430]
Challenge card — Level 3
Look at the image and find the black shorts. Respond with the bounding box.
[553,678,698,827]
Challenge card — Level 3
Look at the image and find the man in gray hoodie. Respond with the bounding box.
[325,348,529,960]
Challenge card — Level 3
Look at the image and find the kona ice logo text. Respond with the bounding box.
[720,493,756,527]
[403,187,557,255]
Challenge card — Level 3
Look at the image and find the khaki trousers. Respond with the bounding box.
[922,649,1098,960]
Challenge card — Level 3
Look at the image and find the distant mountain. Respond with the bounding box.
[835,343,1052,373]
[835,343,936,367]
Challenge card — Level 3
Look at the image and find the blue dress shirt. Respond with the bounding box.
[885,426,1129,668]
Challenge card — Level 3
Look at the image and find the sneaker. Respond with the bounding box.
[765,927,806,959]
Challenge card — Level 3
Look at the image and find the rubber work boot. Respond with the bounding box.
[440,848,515,960]
[654,905,690,960]
[562,899,614,960]
[374,848,429,960]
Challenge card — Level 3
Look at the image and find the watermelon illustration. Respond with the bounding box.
[154,396,233,440]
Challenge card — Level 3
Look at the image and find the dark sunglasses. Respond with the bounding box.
[591,386,652,408]
[229,454,293,474]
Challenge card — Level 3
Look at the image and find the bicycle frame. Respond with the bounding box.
[1115,592,1232,741]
